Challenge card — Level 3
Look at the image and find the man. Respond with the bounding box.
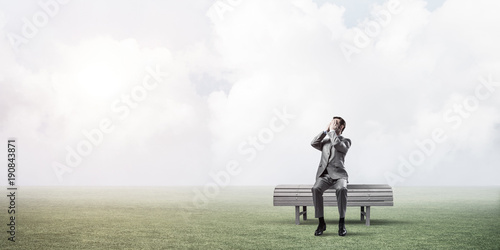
[311,116,351,237]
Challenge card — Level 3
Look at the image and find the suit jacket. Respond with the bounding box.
[311,131,352,180]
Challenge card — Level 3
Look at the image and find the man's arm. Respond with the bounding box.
[328,131,351,154]
[311,131,326,151]
[312,121,334,151]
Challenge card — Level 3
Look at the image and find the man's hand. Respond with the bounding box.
[329,119,338,132]
[326,121,331,132]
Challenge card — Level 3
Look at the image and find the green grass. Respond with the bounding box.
[1,186,499,249]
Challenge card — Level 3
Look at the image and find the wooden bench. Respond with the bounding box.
[273,184,393,226]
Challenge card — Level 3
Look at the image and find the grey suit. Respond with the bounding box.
[311,131,352,218]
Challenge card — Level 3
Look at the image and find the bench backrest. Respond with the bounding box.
[273,184,393,207]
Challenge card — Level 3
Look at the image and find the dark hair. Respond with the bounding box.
[333,116,346,133]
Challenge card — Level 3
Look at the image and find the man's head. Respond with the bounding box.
[332,116,346,134]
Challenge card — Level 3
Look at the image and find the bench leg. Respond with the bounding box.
[303,206,307,220]
[295,206,308,225]
[295,206,300,225]
[365,206,371,226]
[361,206,365,221]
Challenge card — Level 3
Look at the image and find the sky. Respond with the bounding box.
[0,0,499,187]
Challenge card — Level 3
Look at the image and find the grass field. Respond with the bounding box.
[1,186,499,249]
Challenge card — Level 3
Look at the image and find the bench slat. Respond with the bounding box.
[275,184,392,189]
[274,201,394,206]
[273,192,392,197]
[274,199,393,203]
[274,196,393,201]
[274,189,393,193]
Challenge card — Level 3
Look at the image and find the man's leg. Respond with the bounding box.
[333,178,348,236]
[311,176,335,236]
[312,176,335,218]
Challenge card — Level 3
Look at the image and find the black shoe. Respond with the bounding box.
[314,224,326,236]
[338,223,347,236]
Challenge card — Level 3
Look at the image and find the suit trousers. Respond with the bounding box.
[311,176,347,219]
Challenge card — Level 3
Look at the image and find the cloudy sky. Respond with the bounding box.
[1,0,499,187]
